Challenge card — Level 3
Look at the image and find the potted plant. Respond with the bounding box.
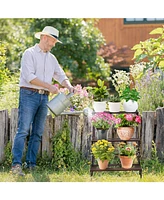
[108,92,121,112]
[114,113,141,140]
[110,69,131,96]
[120,86,140,112]
[56,84,93,112]
[87,79,109,112]
[117,142,137,169]
[91,139,115,170]
[91,112,115,139]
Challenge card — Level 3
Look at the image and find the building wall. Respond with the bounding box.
[97,18,164,65]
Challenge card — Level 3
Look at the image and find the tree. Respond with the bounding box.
[0,18,34,72]
[0,18,110,81]
[132,26,164,72]
[28,18,110,80]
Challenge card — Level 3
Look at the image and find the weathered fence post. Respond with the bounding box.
[81,115,92,160]
[0,110,9,162]
[10,108,18,144]
[155,107,164,161]
[42,114,54,158]
[141,111,156,159]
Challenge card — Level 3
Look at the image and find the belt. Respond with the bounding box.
[21,87,50,95]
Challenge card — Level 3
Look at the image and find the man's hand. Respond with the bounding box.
[61,79,75,93]
[68,86,75,93]
[48,85,59,94]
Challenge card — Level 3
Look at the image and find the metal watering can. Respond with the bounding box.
[47,92,74,116]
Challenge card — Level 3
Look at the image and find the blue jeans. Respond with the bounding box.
[12,88,48,167]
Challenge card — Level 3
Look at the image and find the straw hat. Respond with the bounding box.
[35,26,62,43]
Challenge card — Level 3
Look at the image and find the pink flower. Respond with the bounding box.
[125,147,131,151]
[135,115,141,123]
[125,114,133,121]
[115,118,121,124]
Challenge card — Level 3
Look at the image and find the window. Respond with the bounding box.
[124,18,164,24]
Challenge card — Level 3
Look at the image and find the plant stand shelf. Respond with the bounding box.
[90,111,142,178]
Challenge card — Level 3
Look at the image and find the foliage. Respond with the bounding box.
[132,26,164,72]
[117,142,137,157]
[87,79,109,101]
[108,92,120,102]
[132,69,164,113]
[91,112,115,129]
[0,18,109,81]
[114,114,141,128]
[0,41,10,89]
[120,86,140,102]
[98,41,131,66]
[31,18,109,80]
[91,139,115,162]
[2,142,12,167]
[0,18,34,71]
[51,118,85,171]
[109,69,131,96]
[141,141,164,174]
[130,62,147,80]
[0,72,19,113]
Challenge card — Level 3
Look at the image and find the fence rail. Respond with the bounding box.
[0,107,164,163]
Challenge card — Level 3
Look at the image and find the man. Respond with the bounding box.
[11,26,74,176]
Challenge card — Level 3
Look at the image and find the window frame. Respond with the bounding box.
[124,18,164,24]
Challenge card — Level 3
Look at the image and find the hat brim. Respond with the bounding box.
[35,32,62,43]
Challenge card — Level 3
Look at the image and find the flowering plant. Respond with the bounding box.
[114,114,141,128]
[117,142,137,157]
[110,69,131,96]
[91,139,115,161]
[58,84,92,111]
[91,112,115,129]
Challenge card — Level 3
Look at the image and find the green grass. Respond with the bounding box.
[0,166,164,182]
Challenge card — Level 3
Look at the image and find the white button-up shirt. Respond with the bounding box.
[19,44,68,89]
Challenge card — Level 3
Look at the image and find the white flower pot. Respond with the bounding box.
[108,102,121,112]
[123,100,138,112]
[92,101,107,112]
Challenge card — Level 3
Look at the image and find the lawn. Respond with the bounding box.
[0,167,163,200]
[0,167,164,182]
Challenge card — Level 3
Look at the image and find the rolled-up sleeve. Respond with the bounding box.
[21,50,37,83]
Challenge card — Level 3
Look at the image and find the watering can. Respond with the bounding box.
[47,92,73,116]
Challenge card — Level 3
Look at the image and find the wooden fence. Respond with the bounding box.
[0,107,164,163]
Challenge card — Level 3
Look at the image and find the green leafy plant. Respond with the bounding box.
[51,118,85,171]
[117,142,137,157]
[87,79,109,101]
[120,86,140,102]
[91,139,115,162]
[108,93,120,102]
[132,26,164,72]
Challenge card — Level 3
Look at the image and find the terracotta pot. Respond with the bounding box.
[97,159,109,170]
[119,156,134,169]
[117,127,134,140]
[96,129,108,140]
